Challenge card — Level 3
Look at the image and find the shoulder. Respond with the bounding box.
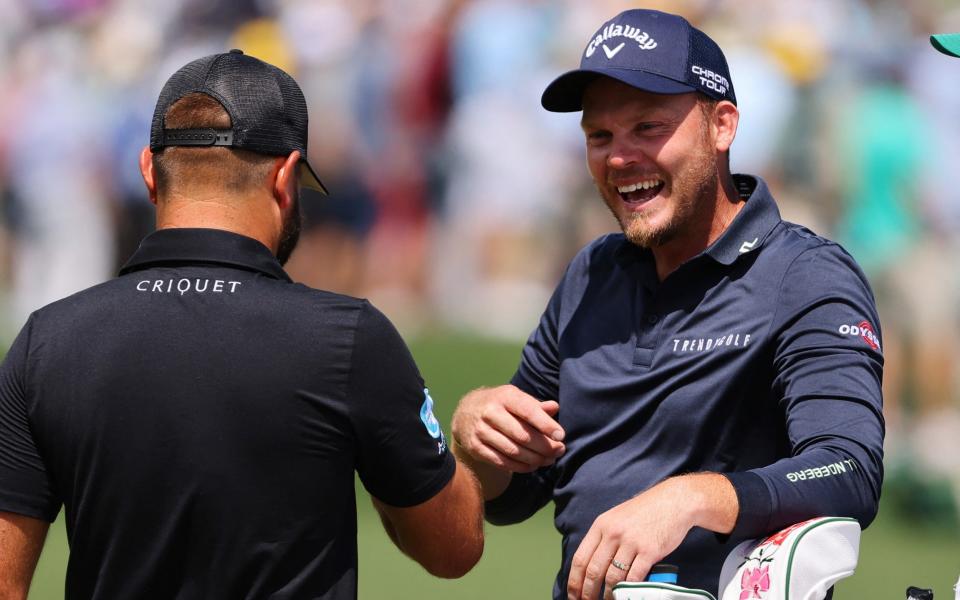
[763,221,870,287]
[279,284,405,344]
[281,281,371,313]
[27,278,126,328]
[763,222,879,325]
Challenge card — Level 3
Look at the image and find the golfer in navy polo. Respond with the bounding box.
[0,51,483,599]
[451,10,883,600]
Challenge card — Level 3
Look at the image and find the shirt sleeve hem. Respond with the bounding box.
[724,470,773,539]
[484,472,546,526]
[0,494,60,523]
[369,452,457,508]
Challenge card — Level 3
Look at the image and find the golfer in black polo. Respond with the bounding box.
[0,50,483,599]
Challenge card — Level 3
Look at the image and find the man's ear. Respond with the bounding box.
[273,151,301,211]
[713,101,739,153]
[139,146,159,205]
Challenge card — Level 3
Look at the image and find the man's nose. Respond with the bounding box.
[606,142,646,170]
[607,154,632,169]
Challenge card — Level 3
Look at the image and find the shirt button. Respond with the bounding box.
[646,314,659,324]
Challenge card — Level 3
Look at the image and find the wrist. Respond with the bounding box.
[451,438,512,501]
[670,472,738,534]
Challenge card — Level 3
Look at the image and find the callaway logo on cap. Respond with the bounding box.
[541,9,737,112]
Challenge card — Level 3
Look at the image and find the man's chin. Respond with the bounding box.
[623,220,673,249]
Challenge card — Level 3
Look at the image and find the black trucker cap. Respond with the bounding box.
[150,49,327,194]
[542,9,736,112]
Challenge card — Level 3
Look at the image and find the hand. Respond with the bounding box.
[566,474,737,600]
[451,385,565,474]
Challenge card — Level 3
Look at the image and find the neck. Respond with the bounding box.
[155,191,281,254]
[651,174,742,281]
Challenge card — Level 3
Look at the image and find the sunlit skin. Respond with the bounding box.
[580,78,742,280]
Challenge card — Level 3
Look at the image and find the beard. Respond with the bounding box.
[276,188,303,266]
[609,142,719,249]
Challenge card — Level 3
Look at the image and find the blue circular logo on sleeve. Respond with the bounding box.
[420,388,442,439]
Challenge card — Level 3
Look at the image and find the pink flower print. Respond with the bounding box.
[740,565,770,599]
[761,519,814,547]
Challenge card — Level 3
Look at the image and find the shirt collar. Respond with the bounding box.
[703,174,781,265]
[119,228,292,282]
[612,174,781,269]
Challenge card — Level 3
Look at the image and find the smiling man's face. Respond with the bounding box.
[581,78,722,251]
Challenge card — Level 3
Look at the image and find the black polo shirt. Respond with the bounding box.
[486,175,884,597]
[0,228,454,599]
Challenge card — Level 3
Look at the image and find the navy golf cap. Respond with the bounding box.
[150,49,327,194]
[542,9,736,112]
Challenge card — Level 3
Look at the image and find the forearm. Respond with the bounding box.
[566,471,739,597]
[726,442,882,538]
[663,472,738,535]
[373,460,484,578]
[451,437,512,500]
[0,512,49,600]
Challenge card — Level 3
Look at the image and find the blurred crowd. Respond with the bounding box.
[2,0,960,524]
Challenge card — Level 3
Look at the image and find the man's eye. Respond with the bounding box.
[637,122,670,135]
[585,131,610,143]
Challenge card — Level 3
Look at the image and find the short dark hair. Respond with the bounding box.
[152,93,279,198]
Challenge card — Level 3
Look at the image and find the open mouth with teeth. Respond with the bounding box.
[617,178,664,204]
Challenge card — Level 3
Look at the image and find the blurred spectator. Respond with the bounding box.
[432,0,580,337]
[4,28,114,332]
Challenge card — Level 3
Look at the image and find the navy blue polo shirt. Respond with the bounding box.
[487,175,884,597]
[0,228,454,600]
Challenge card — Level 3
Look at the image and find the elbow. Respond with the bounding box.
[838,463,881,530]
[421,534,484,579]
[855,454,883,529]
[853,485,881,530]
[856,507,878,530]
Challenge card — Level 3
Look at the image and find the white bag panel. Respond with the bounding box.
[717,517,861,600]
[612,581,717,600]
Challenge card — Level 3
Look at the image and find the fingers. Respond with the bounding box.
[453,386,564,472]
[602,552,637,600]
[474,426,559,472]
[541,399,561,417]
[484,410,564,458]
[508,395,564,442]
[579,539,617,600]
[570,536,649,600]
[567,526,602,600]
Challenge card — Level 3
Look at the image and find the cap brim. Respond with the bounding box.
[931,33,960,57]
[299,159,328,195]
[541,68,697,112]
